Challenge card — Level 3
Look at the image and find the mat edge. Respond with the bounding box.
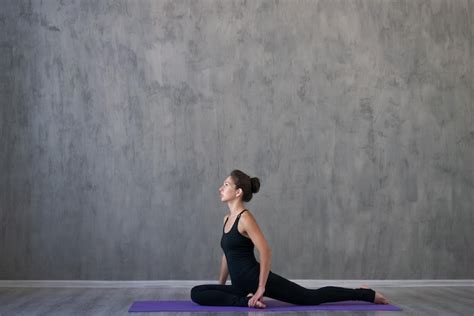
[128,300,402,312]
[128,299,403,313]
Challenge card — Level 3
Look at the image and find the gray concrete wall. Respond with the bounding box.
[0,0,472,280]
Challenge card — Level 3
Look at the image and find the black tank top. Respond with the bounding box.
[220,209,259,280]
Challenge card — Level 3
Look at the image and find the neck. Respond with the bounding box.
[227,199,245,216]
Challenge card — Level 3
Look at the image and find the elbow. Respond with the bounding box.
[265,249,272,266]
[264,247,272,260]
[257,245,272,261]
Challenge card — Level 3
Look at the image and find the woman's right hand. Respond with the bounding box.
[246,293,266,308]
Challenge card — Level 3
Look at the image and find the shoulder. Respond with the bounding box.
[240,210,258,225]
[240,210,269,244]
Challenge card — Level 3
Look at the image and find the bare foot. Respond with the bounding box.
[359,285,389,304]
[374,291,389,304]
[247,293,266,308]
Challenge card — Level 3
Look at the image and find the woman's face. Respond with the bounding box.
[219,176,240,203]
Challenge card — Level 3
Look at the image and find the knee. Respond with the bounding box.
[190,285,204,304]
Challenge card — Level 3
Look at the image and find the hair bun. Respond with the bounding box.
[250,177,260,194]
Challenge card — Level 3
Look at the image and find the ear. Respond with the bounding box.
[236,188,243,198]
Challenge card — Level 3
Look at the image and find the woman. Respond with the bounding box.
[191,169,389,308]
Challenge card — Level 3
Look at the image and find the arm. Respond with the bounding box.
[218,254,229,284]
[240,212,272,289]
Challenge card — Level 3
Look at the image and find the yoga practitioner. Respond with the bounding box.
[191,169,389,308]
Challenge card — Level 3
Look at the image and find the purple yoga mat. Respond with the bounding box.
[128,299,402,312]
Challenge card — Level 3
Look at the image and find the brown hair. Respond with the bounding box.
[230,169,260,202]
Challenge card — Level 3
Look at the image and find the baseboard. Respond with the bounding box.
[0,279,472,288]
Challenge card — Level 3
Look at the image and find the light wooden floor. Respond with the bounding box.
[0,287,473,315]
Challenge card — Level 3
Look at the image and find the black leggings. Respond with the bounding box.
[191,271,375,306]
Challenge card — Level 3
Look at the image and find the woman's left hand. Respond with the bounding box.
[248,286,266,308]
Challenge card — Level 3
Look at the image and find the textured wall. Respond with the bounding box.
[0,0,472,280]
